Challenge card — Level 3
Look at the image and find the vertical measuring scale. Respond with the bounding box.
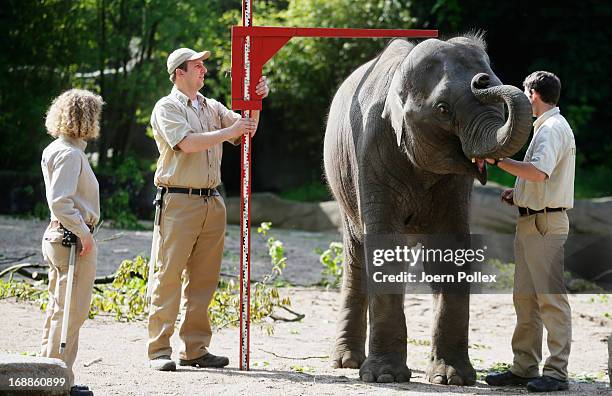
[239,0,252,371]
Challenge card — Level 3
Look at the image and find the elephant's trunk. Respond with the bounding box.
[468,73,533,159]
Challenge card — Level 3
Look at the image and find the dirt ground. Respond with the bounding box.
[0,216,610,395]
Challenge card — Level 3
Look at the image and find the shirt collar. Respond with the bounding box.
[533,107,560,132]
[171,86,207,108]
[59,135,87,151]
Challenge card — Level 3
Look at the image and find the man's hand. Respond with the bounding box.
[501,188,514,206]
[256,76,270,98]
[79,232,95,256]
[227,117,258,141]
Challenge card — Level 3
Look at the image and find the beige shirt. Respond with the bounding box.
[41,136,100,238]
[151,86,241,188]
[514,107,576,210]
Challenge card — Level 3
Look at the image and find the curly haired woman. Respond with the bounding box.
[40,89,103,396]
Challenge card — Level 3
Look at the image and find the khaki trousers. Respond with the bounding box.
[147,192,226,360]
[511,210,571,381]
[40,226,97,386]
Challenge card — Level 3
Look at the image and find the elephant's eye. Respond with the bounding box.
[436,102,450,115]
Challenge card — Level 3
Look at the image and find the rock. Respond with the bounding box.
[226,193,340,232]
[0,354,69,395]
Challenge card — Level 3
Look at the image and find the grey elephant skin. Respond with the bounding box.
[323,35,532,385]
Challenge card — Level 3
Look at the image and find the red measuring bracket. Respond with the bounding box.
[231,26,438,111]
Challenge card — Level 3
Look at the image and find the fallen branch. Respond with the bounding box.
[96,232,124,243]
[270,305,305,322]
[1,263,117,285]
[260,349,328,360]
[0,263,46,279]
[0,253,36,265]
[83,357,102,367]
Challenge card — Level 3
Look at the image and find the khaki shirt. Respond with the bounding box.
[41,136,100,238]
[151,86,241,188]
[514,107,576,210]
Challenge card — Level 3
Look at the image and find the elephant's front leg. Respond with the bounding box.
[359,294,412,383]
[426,292,476,385]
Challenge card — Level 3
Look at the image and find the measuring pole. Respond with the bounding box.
[239,0,252,372]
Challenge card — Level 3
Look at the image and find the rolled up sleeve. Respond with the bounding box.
[529,126,564,177]
[48,151,91,238]
[152,103,192,151]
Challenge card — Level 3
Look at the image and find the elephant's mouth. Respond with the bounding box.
[468,157,488,185]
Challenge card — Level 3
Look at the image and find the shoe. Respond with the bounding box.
[149,355,177,371]
[70,386,94,396]
[179,352,229,368]
[485,370,537,386]
[527,376,569,392]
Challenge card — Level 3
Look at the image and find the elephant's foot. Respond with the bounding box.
[426,356,476,386]
[331,341,365,369]
[359,352,411,383]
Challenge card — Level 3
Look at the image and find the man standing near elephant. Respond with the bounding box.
[485,71,575,392]
[147,47,269,371]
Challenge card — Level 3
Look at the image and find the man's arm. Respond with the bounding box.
[178,118,257,153]
[487,158,547,182]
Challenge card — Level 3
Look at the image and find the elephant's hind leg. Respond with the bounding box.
[331,223,367,369]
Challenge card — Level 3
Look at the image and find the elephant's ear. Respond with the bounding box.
[382,63,409,147]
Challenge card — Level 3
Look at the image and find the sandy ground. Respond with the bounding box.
[0,216,611,395]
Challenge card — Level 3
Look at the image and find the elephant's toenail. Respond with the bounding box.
[448,375,464,386]
[377,374,394,383]
[361,372,375,382]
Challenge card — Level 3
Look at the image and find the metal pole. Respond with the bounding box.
[59,243,76,354]
[239,0,252,372]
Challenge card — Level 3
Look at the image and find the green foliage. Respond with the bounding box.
[316,241,344,288]
[0,278,49,311]
[564,271,603,293]
[290,364,314,373]
[572,372,607,383]
[476,361,512,380]
[588,294,609,304]
[407,337,431,347]
[97,156,148,230]
[279,181,332,202]
[2,0,611,201]
[487,259,515,290]
[210,222,292,334]
[1,224,292,328]
[90,256,149,321]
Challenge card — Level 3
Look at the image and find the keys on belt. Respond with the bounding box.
[518,207,566,216]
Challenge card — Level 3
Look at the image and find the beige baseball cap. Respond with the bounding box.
[166,48,211,75]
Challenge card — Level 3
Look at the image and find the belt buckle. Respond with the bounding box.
[199,188,204,197]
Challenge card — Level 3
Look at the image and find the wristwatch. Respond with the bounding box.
[493,158,503,166]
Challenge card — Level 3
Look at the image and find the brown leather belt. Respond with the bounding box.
[49,220,95,233]
[518,207,566,216]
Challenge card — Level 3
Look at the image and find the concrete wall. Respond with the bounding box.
[226,182,612,235]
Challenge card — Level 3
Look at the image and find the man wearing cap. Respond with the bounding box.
[147,48,269,371]
[484,71,575,392]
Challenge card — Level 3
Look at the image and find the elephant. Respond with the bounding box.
[323,34,532,385]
